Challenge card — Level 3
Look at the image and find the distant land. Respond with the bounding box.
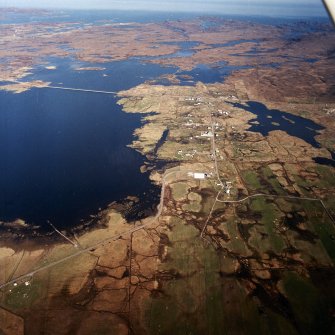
[0,7,335,335]
[0,0,328,17]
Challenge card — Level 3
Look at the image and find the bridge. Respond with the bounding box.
[45,85,118,95]
[5,80,118,95]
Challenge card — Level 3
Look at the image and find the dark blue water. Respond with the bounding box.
[23,57,178,91]
[0,89,158,228]
[151,63,247,86]
[314,151,335,167]
[127,39,253,85]
[209,39,261,48]
[150,61,252,86]
[0,57,179,229]
[178,64,232,85]
[229,101,325,148]
[229,101,335,167]
[158,41,200,48]
[131,41,199,63]
[134,40,250,85]
[230,49,318,66]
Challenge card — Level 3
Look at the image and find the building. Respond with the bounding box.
[200,131,213,138]
[193,173,206,179]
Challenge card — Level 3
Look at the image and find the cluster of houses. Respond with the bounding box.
[177,149,197,158]
[325,108,335,115]
[200,130,214,138]
[185,97,204,103]
[188,172,233,195]
[9,280,31,294]
[178,99,235,195]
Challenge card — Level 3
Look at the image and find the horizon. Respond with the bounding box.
[0,0,329,18]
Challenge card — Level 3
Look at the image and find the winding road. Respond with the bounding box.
[0,169,192,290]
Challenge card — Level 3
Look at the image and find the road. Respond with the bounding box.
[217,193,319,204]
[0,169,195,290]
[217,193,335,224]
[201,114,225,238]
[200,190,222,239]
[0,224,146,290]
[201,106,335,239]
[210,115,224,187]
[48,221,78,248]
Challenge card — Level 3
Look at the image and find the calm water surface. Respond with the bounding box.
[0,59,177,229]
[230,101,335,166]
[0,89,155,228]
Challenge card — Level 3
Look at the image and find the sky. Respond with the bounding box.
[0,0,328,17]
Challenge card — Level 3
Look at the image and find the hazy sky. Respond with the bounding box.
[0,0,327,17]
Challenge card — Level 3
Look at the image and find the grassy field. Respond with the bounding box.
[144,214,320,335]
[280,271,335,335]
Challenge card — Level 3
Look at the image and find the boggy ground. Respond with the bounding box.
[1,164,334,334]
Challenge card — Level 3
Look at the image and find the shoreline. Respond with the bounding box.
[0,196,159,251]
